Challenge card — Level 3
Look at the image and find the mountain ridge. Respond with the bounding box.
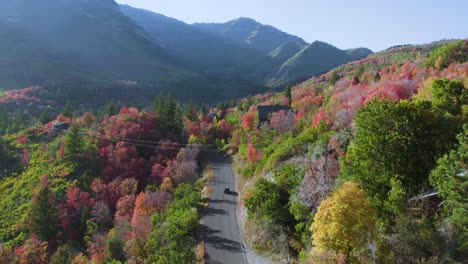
[121,5,373,88]
[0,1,373,104]
[193,17,307,54]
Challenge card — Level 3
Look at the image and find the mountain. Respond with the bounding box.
[0,0,195,88]
[0,21,73,88]
[0,1,373,104]
[193,17,307,54]
[266,41,373,86]
[119,5,267,78]
[268,41,308,63]
[346,47,374,60]
[120,7,372,88]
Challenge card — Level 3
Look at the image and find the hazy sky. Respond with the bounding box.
[117,0,467,51]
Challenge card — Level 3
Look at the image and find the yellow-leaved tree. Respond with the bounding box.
[309,181,376,263]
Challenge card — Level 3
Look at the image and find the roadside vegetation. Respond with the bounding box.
[225,41,467,263]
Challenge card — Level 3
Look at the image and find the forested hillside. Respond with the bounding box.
[213,40,467,262]
[0,39,466,263]
[121,5,372,88]
[0,93,233,263]
[0,1,374,106]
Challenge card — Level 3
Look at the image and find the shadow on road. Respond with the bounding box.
[209,199,237,205]
[203,207,228,216]
[200,224,244,253]
[202,151,233,164]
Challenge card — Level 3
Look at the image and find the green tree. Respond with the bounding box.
[387,214,444,263]
[217,101,227,112]
[29,177,60,244]
[39,109,51,124]
[344,100,455,217]
[154,208,198,263]
[374,72,381,82]
[430,124,468,251]
[273,163,302,193]
[153,92,165,117]
[200,104,208,115]
[431,78,467,116]
[50,245,73,264]
[310,182,376,262]
[148,184,201,264]
[105,229,126,262]
[184,101,198,122]
[64,125,85,159]
[106,100,116,117]
[166,94,176,121]
[10,110,30,133]
[425,40,467,70]
[245,178,294,226]
[330,71,340,85]
[284,86,292,106]
[159,93,180,132]
[62,100,73,118]
[0,105,8,134]
[0,137,18,177]
[173,103,183,133]
[353,75,360,85]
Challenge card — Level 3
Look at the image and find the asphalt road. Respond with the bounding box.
[201,152,247,264]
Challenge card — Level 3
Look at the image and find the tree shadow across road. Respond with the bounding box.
[209,199,237,205]
[200,224,244,253]
[203,207,228,216]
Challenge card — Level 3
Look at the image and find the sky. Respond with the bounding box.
[117,0,468,52]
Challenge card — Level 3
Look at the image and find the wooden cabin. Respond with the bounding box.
[257,105,290,128]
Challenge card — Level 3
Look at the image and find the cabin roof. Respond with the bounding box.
[258,105,290,120]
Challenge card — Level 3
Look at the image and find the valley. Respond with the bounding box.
[0,1,466,263]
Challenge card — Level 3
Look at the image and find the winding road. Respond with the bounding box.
[201,152,247,264]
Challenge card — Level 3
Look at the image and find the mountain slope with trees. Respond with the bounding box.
[0,0,194,85]
[119,5,268,79]
[213,40,467,262]
[266,41,371,86]
[0,1,373,105]
[121,6,373,88]
[0,39,465,263]
[193,17,307,54]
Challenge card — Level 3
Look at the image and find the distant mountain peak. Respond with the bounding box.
[193,17,306,54]
[230,17,258,25]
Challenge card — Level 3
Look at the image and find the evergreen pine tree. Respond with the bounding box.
[201,104,208,115]
[173,103,183,133]
[153,92,165,117]
[353,75,360,85]
[39,109,51,124]
[0,105,9,134]
[165,94,177,131]
[330,71,340,85]
[106,100,116,117]
[184,101,197,122]
[64,125,85,159]
[374,72,381,82]
[29,177,60,243]
[63,100,73,118]
[50,245,73,264]
[284,86,292,106]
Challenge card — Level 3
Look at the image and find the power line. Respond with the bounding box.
[88,131,218,147]
[34,119,219,147]
[49,127,219,152]
[28,120,220,151]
